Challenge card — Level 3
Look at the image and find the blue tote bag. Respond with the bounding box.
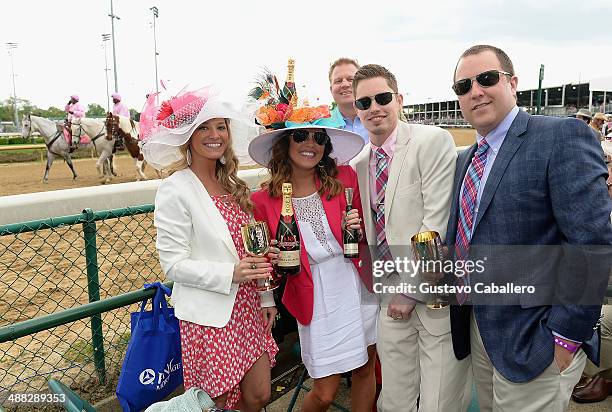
[116,282,183,412]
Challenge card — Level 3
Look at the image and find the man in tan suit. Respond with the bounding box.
[350,64,469,411]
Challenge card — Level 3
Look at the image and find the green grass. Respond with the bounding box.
[62,339,94,363]
[0,149,101,163]
[61,331,132,364]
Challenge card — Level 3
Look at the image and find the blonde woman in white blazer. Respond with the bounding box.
[141,87,279,412]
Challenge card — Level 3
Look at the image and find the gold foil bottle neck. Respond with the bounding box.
[344,187,354,206]
[282,183,293,195]
[286,59,295,82]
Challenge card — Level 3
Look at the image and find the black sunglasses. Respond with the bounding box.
[291,129,329,146]
[354,92,397,110]
[452,70,512,96]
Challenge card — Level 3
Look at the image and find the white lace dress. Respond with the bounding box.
[293,192,378,379]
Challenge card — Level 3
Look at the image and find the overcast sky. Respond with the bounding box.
[1,0,610,112]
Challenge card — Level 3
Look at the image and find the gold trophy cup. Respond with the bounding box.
[241,219,280,291]
[411,230,449,309]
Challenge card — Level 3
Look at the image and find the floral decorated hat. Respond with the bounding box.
[247,61,364,167]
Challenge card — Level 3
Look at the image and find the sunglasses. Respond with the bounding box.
[291,129,329,146]
[354,92,397,111]
[452,70,512,96]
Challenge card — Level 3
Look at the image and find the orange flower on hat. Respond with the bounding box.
[256,106,283,125]
[288,106,331,123]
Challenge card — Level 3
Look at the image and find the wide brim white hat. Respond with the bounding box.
[248,125,365,167]
[141,88,256,170]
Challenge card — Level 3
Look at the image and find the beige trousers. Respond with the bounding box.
[470,313,586,412]
[376,305,470,412]
[583,304,612,379]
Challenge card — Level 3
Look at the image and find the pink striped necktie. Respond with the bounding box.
[455,139,489,304]
[374,147,391,260]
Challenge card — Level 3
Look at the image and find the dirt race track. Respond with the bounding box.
[0,155,158,197]
[0,128,476,197]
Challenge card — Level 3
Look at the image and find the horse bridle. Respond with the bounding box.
[23,116,32,139]
[72,119,106,142]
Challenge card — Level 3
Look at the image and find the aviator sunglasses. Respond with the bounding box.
[291,129,329,146]
[354,92,397,110]
[452,70,512,96]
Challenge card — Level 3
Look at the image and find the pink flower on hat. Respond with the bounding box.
[156,91,207,129]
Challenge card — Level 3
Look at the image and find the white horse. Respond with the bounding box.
[69,117,117,183]
[21,114,114,183]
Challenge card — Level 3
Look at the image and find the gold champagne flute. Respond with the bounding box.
[241,218,280,291]
[411,230,449,309]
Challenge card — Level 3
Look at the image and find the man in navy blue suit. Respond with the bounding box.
[447,44,612,411]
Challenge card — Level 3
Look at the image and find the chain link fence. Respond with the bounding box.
[0,205,162,410]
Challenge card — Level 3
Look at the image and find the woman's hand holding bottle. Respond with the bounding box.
[343,208,363,238]
[267,239,280,265]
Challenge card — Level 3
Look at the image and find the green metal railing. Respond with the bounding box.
[0,205,162,408]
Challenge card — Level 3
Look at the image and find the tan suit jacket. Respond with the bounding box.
[351,121,457,336]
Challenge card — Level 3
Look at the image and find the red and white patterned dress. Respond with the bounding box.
[179,194,278,408]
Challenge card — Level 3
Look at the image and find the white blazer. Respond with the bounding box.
[351,121,457,336]
[154,168,274,328]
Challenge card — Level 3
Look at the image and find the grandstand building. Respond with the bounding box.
[405,78,612,126]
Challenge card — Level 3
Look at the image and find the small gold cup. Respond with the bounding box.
[410,230,449,309]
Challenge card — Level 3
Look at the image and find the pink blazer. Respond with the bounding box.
[251,165,372,326]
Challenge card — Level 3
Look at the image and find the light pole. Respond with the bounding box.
[6,42,19,128]
[108,0,120,93]
[150,6,159,96]
[102,34,111,112]
[536,64,544,115]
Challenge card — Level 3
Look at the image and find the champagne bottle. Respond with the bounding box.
[343,188,360,258]
[282,58,298,108]
[276,183,301,276]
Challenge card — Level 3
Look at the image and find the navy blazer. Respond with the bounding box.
[447,109,612,383]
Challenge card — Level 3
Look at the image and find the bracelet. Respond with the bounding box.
[554,337,581,353]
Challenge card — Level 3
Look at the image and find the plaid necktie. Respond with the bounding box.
[374,147,391,260]
[455,139,489,304]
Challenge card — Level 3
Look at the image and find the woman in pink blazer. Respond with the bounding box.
[249,124,378,412]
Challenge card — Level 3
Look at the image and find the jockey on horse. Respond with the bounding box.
[112,93,130,117]
[65,94,85,151]
[110,93,130,151]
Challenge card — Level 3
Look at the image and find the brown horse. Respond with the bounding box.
[105,112,149,180]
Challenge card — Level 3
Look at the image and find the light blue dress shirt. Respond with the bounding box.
[341,112,369,143]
